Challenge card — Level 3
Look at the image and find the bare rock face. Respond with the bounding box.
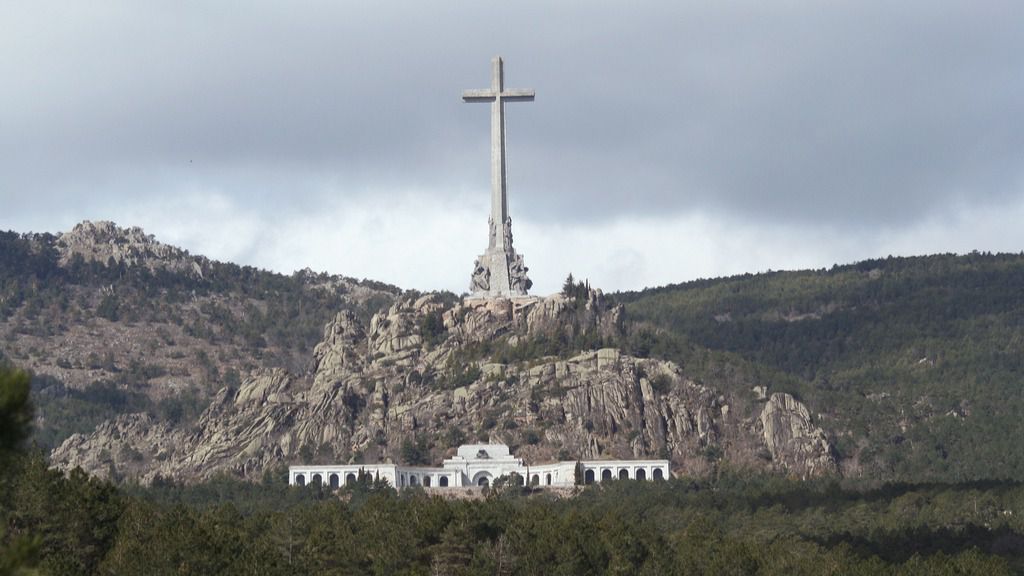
[176,369,302,480]
[50,413,177,482]
[527,291,623,336]
[368,297,435,361]
[445,298,515,342]
[56,220,205,278]
[52,291,836,483]
[312,310,367,395]
[521,347,719,466]
[759,393,837,478]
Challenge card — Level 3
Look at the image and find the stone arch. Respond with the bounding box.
[295,474,306,486]
[410,475,419,486]
[584,469,595,484]
[329,473,340,489]
[424,476,431,487]
[653,468,665,480]
[601,469,612,482]
[545,473,552,486]
[312,473,322,486]
[439,476,449,487]
[618,469,629,480]
[346,472,356,484]
[636,468,647,480]
[472,471,493,487]
[531,474,539,486]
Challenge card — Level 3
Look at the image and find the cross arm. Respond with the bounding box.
[463,89,496,102]
[501,89,535,102]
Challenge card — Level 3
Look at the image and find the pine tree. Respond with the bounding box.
[0,366,39,576]
[0,366,32,458]
[561,273,575,297]
[430,522,473,576]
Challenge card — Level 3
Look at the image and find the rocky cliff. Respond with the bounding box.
[51,290,836,483]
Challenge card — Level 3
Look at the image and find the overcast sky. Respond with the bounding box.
[2,2,1022,294]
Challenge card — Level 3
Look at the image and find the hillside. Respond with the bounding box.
[618,253,1024,481]
[0,222,399,451]
[2,222,1022,485]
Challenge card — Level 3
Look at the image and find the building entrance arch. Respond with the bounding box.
[472,471,493,487]
[584,469,595,484]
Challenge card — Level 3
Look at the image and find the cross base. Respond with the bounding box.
[469,247,532,298]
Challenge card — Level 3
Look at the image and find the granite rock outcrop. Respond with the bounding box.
[51,290,837,483]
[56,220,206,278]
[758,392,837,478]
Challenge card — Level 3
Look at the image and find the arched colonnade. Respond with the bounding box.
[581,464,666,485]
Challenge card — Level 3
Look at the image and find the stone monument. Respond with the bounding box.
[463,56,534,298]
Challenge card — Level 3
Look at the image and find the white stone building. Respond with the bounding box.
[288,444,670,490]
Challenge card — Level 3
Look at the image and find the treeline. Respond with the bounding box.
[3,455,1022,574]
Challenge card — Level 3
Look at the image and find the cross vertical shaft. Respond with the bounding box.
[463,56,535,251]
[491,57,507,243]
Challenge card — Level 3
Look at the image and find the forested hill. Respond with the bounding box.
[616,252,1024,482]
[0,222,400,451]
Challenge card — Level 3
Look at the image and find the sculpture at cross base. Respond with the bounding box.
[463,56,534,298]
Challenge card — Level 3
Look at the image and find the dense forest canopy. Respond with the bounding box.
[615,252,1024,482]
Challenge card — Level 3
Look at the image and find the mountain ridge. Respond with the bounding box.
[2,221,1022,484]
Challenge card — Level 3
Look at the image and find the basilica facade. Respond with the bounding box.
[289,444,670,490]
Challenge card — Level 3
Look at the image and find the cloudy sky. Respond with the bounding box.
[2,2,1022,294]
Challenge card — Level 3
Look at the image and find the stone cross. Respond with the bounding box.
[463,56,535,298]
[463,56,534,252]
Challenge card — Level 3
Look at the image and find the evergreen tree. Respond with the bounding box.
[561,273,575,297]
[430,522,473,576]
[0,366,39,576]
[0,367,32,459]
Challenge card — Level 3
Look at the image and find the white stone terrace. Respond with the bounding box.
[288,444,670,490]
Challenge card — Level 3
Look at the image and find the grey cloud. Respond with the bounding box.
[1,1,1022,239]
